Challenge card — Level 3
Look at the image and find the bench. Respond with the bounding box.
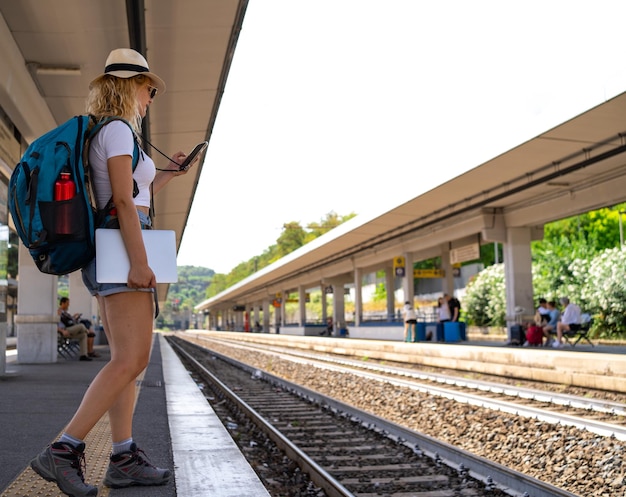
[563,317,594,347]
[57,331,80,359]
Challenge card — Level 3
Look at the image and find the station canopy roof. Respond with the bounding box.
[196,90,626,311]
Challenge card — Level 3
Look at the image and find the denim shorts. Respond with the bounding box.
[81,210,155,297]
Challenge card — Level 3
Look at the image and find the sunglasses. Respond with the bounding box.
[147,85,158,99]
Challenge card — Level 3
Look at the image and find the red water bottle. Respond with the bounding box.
[54,170,75,235]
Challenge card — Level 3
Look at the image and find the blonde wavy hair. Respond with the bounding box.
[85,74,149,132]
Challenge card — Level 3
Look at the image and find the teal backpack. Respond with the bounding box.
[9,115,139,275]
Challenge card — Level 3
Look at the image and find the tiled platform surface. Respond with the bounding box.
[0,333,269,497]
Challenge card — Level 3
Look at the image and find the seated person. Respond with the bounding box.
[553,297,581,348]
[58,297,99,359]
[536,298,550,324]
[541,300,560,345]
[321,316,333,336]
[525,306,548,346]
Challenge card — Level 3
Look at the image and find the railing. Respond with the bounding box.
[281,308,440,327]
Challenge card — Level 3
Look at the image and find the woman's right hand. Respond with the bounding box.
[127,262,157,289]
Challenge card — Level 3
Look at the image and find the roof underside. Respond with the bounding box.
[0,0,248,300]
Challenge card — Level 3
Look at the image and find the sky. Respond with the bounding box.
[176,0,626,273]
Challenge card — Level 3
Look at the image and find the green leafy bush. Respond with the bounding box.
[581,248,626,335]
[465,248,626,336]
[464,263,506,327]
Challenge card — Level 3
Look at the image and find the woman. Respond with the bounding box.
[402,301,417,342]
[30,48,194,496]
[437,296,451,322]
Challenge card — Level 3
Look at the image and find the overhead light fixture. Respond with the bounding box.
[36,66,81,76]
[26,62,81,76]
[25,62,82,97]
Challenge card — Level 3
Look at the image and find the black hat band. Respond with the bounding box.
[105,63,149,74]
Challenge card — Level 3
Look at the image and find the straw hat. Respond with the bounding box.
[90,48,165,93]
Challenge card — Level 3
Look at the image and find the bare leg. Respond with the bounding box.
[556,322,565,343]
[63,291,154,441]
[542,325,553,343]
[98,294,149,443]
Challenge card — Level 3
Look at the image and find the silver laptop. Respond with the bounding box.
[95,229,178,283]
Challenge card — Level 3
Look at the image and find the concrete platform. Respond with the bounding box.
[0,333,270,497]
[183,329,626,393]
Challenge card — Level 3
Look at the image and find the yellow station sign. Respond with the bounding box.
[413,268,445,278]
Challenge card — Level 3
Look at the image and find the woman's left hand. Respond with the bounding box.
[167,151,189,176]
[153,150,195,194]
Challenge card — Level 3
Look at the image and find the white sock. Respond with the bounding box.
[58,433,84,448]
[112,438,134,454]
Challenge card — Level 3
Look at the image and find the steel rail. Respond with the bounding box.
[190,334,626,441]
[196,334,626,417]
[167,338,355,497]
[171,335,579,497]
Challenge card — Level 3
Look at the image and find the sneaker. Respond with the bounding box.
[87,352,100,358]
[104,443,170,488]
[79,355,93,361]
[552,340,564,349]
[30,442,98,497]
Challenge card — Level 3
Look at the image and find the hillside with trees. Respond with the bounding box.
[156,211,355,327]
[205,211,356,298]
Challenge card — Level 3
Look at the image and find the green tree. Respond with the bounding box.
[372,282,386,302]
[205,211,356,300]
[276,222,306,257]
[534,206,625,260]
[157,265,214,328]
[531,205,625,305]
[479,242,502,267]
[532,233,596,302]
[305,211,356,242]
[413,257,440,269]
[206,273,229,298]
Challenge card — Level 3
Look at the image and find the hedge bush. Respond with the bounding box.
[463,263,506,327]
[463,247,626,335]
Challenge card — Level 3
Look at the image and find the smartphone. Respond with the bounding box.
[179,141,208,171]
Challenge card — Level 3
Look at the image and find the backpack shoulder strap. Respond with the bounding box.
[87,116,140,171]
[85,115,142,228]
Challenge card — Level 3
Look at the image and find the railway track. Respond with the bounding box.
[186,333,626,438]
[167,335,578,497]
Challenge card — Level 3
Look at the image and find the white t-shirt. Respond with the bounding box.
[403,304,416,321]
[88,120,155,209]
[438,303,451,321]
[561,303,581,325]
